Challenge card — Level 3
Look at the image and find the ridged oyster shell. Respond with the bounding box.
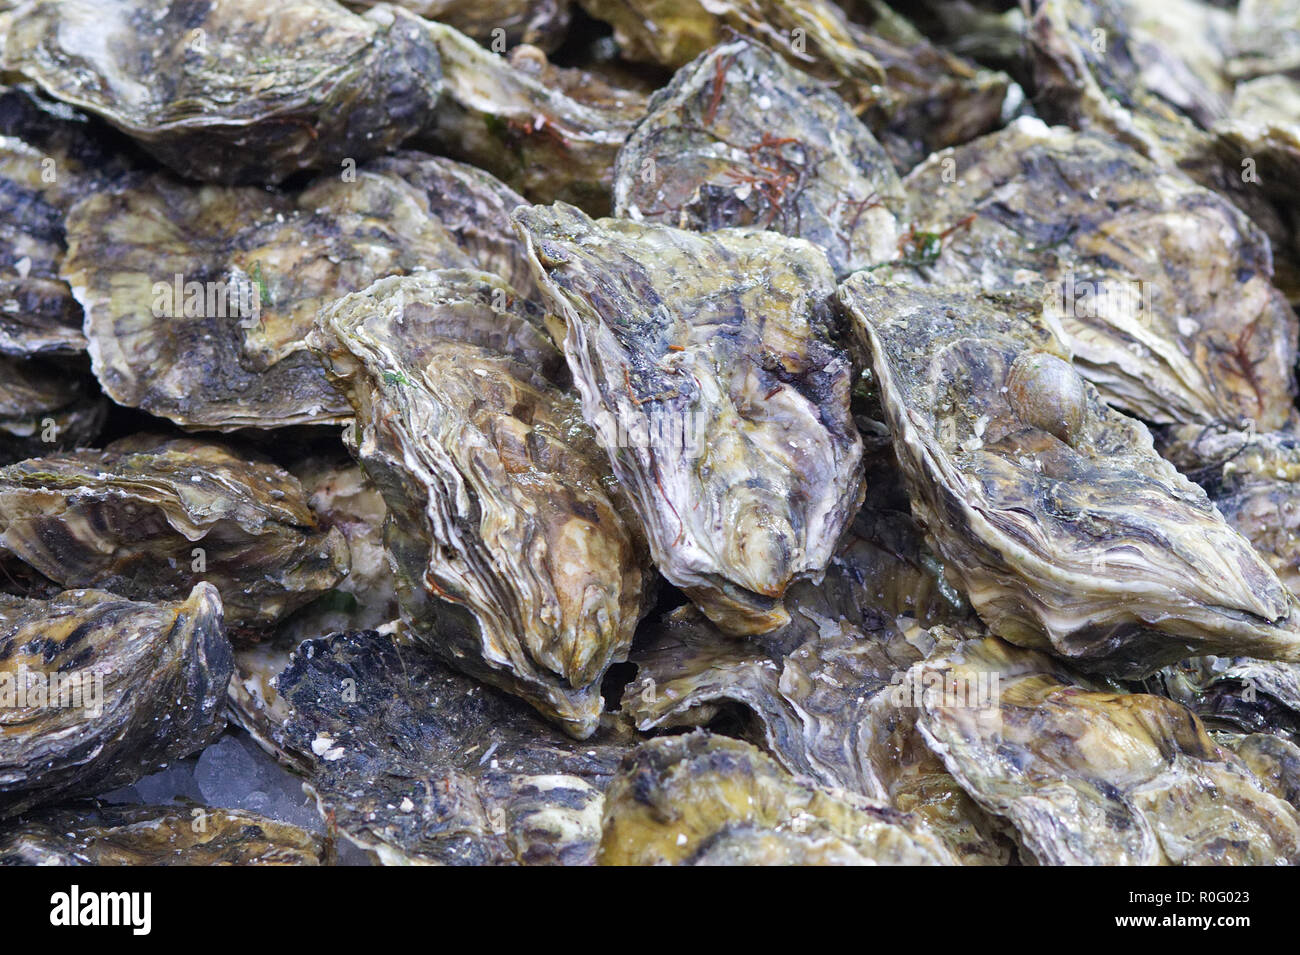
[419,25,648,215]
[613,36,903,278]
[575,0,1010,169]
[0,584,231,820]
[621,615,1011,864]
[1,0,442,185]
[0,437,349,629]
[0,83,137,358]
[840,278,1300,677]
[311,271,650,737]
[915,637,1300,864]
[515,203,864,635]
[895,117,1297,431]
[62,167,474,429]
[597,731,956,865]
[0,805,324,865]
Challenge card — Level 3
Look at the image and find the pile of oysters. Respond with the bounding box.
[2,0,1300,866]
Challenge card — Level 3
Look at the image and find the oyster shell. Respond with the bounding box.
[0,437,349,629]
[419,26,648,215]
[1232,733,1300,812]
[0,805,324,865]
[62,168,473,430]
[277,629,634,865]
[597,731,956,865]
[1,0,442,185]
[1231,0,1300,80]
[915,637,1300,864]
[895,117,1297,431]
[575,0,1010,169]
[0,85,134,358]
[0,584,232,820]
[346,0,572,52]
[277,458,398,642]
[839,278,1300,677]
[622,616,1011,864]
[612,36,903,278]
[1161,424,1300,595]
[311,271,649,737]
[0,356,105,464]
[1147,654,1300,741]
[1024,0,1300,297]
[367,152,542,301]
[515,203,865,635]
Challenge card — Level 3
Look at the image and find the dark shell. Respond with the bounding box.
[62,168,474,429]
[277,629,636,865]
[418,28,648,216]
[2,0,442,185]
[0,356,105,464]
[0,584,232,820]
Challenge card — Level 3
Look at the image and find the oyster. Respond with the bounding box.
[62,168,473,430]
[915,637,1300,864]
[1232,733,1300,812]
[1161,424,1300,594]
[597,731,956,865]
[895,117,1297,431]
[346,0,572,51]
[1,0,442,185]
[840,278,1300,677]
[419,26,648,215]
[0,584,231,820]
[622,616,1011,864]
[515,203,864,635]
[311,271,649,737]
[0,85,134,358]
[1147,654,1300,741]
[1024,0,1300,297]
[0,437,349,629]
[613,36,903,278]
[367,152,542,301]
[277,458,398,642]
[1230,0,1300,80]
[575,0,1011,169]
[0,356,105,464]
[0,805,324,865]
[277,629,634,865]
